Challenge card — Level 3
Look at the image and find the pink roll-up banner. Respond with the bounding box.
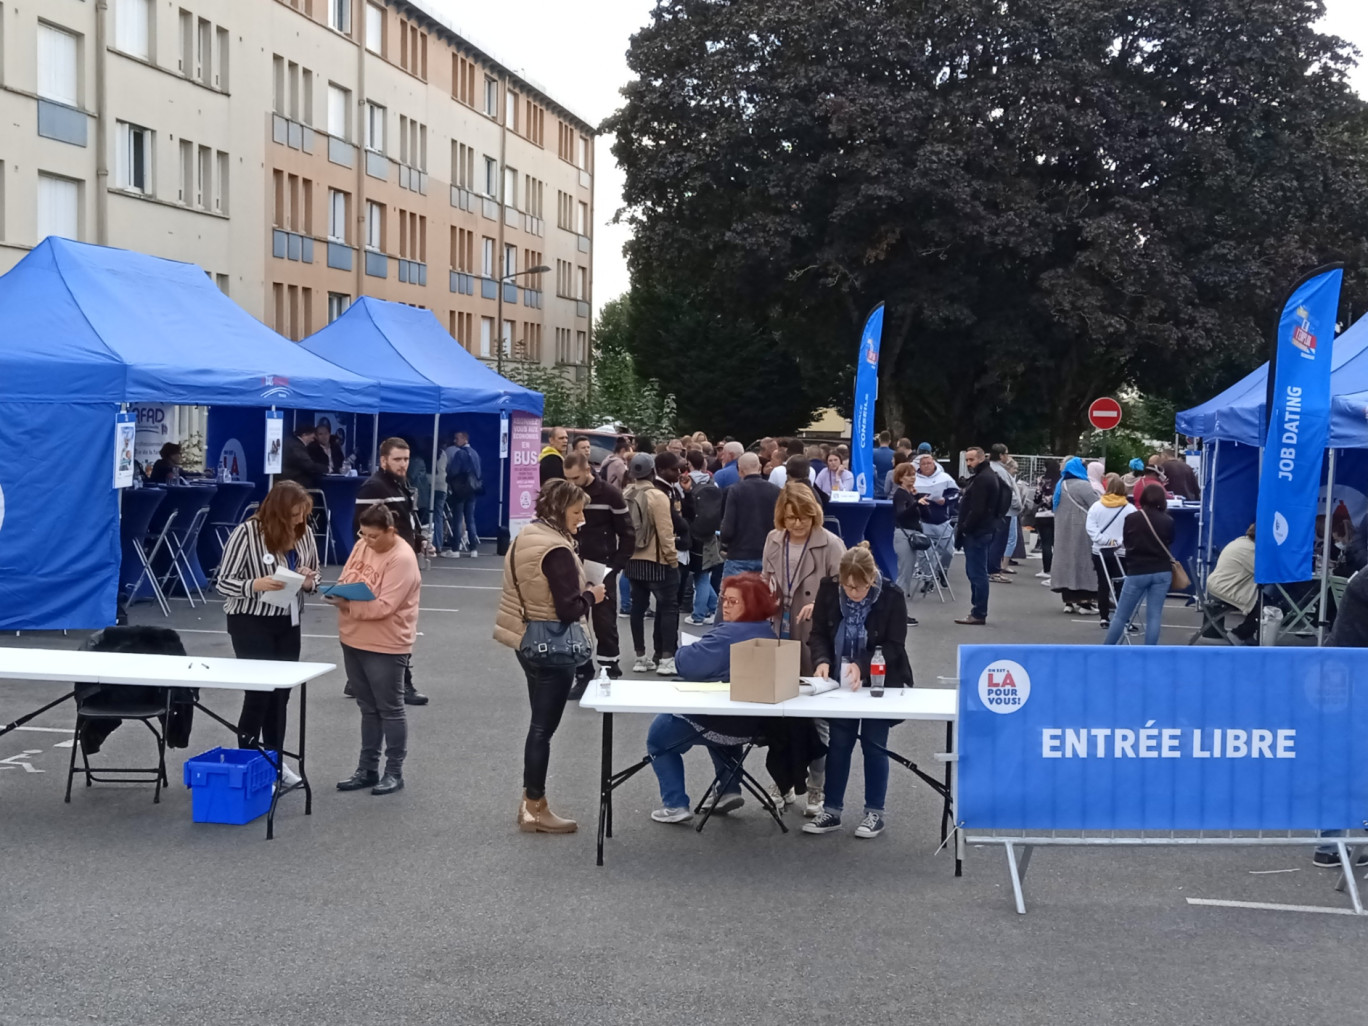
[508,412,543,539]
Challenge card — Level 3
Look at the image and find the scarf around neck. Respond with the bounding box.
[835,572,882,663]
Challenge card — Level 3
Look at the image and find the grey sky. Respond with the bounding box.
[429,0,1368,315]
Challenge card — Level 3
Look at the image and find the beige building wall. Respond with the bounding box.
[0,0,595,377]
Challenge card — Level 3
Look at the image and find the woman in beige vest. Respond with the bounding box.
[494,480,606,833]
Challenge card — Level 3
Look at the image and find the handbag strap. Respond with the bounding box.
[508,536,530,624]
[1140,510,1178,564]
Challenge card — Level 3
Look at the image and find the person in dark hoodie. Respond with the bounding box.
[354,437,428,706]
[563,452,634,694]
[953,446,1003,626]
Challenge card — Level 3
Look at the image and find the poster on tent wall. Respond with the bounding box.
[850,304,884,498]
[264,411,284,475]
[113,413,136,488]
[1255,266,1343,583]
[133,403,171,466]
[508,412,543,539]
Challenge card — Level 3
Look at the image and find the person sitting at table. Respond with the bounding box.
[307,417,347,474]
[814,451,855,499]
[645,573,788,825]
[802,544,913,840]
[1207,525,1259,642]
[215,481,320,789]
[328,504,424,796]
[149,442,184,485]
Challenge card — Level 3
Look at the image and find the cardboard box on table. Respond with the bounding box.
[729,638,801,704]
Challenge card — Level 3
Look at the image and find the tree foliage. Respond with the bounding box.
[606,0,1368,452]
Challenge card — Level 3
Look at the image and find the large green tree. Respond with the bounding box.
[607,0,1368,452]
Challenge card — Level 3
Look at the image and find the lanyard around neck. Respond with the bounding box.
[783,530,812,595]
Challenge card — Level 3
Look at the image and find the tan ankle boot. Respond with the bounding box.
[517,790,578,833]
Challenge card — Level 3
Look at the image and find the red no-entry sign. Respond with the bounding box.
[1088,397,1123,431]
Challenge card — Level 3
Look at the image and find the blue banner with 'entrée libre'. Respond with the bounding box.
[957,646,1368,832]
[850,304,884,499]
[1255,267,1342,583]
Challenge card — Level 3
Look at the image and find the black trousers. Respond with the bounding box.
[1092,550,1125,623]
[227,613,300,752]
[629,568,680,659]
[517,652,574,800]
[1036,519,1055,573]
[580,570,621,681]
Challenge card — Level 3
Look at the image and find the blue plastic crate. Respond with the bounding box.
[182,747,275,825]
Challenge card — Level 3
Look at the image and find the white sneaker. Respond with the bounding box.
[438,550,460,559]
[279,763,302,788]
[656,656,677,676]
[1063,603,1077,614]
[632,655,655,673]
[767,785,797,808]
[1040,578,1052,587]
[464,548,477,558]
[651,806,693,824]
[1035,570,1049,578]
[804,790,824,817]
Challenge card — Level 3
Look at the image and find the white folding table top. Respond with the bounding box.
[0,647,335,693]
[580,679,957,721]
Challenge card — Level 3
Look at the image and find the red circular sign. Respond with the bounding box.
[1088,397,1123,431]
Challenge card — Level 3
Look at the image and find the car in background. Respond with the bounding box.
[541,427,633,469]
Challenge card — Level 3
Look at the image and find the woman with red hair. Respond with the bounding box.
[646,573,778,824]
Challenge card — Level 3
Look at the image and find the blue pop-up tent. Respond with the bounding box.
[0,238,382,629]
[291,297,543,544]
[1177,312,1368,575]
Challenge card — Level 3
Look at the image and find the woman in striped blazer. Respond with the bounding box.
[216,480,320,785]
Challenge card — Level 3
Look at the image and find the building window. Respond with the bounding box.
[328,188,348,242]
[483,75,498,117]
[115,0,152,60]
[328,0,351,34]
[483,156,497,197]
[504,244,516,278]
[479,316,494,358]
[452,141,473,189]
[365,3,383,53]
[453,54,476,107]
[178,139,192,203]
[576,331,588,364]
[37,23,79,106]
[328,83,351,140]
[215,150,229,213]
[366,200,383,251]
[196,17,212,87]
[178,9,191,76]
[506,88,518,131]
[116,122,152,194]
[578,134,591,172]
[504,166,518,209]
[215,26,229,89]
[481,237,495,277]
[577,201,588,236]
[216,273,229,295]
[576,265,587,301]
[37,173,79,241]
[365,101,385,153]
[328,292,351,323]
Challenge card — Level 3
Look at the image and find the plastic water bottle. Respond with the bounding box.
[870,647,886,698]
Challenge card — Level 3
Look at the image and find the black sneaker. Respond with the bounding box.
[605,661,623,680]
[1313,848,1368,868]
[906,616,919,626]
[567,678,589,702]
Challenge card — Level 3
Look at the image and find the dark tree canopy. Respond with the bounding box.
[606,0,1368,451]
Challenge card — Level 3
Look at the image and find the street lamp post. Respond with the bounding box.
[495,264,551,376]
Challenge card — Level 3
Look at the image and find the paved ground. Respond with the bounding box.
[2,549,1364,1026]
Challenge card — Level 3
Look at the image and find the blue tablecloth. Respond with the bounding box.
[1170,505,1201,589]
[197,481,257,575]
[316,475,364,564]
[119,488,166,601]
[140,484,217,597]
[824,499,897,582]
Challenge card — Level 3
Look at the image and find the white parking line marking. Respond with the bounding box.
[1186,897,1360,916]
[0,751,44,773]
[10,726,71,733]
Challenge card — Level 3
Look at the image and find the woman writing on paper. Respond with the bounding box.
[493,479,606,833]
[215,481,320,788]
[328,505,423,796]
[803,545,913,840]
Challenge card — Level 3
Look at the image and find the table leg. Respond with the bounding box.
[947,721,961,877]
[597,712,612,867]
[1,691,76,737]
[299,681,312,815]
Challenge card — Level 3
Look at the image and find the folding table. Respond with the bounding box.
[580,680,960,871]
[0,647,335,839]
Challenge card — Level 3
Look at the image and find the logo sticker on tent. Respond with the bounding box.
[260,375,291,399]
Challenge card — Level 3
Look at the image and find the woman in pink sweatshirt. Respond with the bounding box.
[326,505,422,796]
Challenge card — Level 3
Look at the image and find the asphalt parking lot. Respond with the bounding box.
[2,550,1363,1026]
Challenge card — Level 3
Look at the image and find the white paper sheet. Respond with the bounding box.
[258,567,305,609]
[582,560,607,586]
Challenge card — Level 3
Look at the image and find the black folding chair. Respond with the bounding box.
[1187,559,1243,646]
[65,686,174,804]
[692,738,789,835]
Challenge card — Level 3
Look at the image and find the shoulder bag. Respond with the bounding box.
[1139,512,1190,591]
[509,536,593,668]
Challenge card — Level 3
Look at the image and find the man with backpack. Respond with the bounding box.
[954,446,1004,626]
[623,452,681,675]
[685,450,723,624]
[563,452,634,696]
[444,431,483,557]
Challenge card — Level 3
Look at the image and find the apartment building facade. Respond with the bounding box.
[0,0,596,377]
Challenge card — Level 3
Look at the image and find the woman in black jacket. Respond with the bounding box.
[802,544,913,840]
[1104,484,1175,645]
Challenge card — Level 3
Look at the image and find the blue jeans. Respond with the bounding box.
[430,490,446,551]
[619,572,632,613]
[692,569,718,620]
[824,718,895,814]
[961,531,993,620]
[451,496,478,551]
[1105,571,1169,645]
[647,713,744,808]
[987,515,1010,572]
